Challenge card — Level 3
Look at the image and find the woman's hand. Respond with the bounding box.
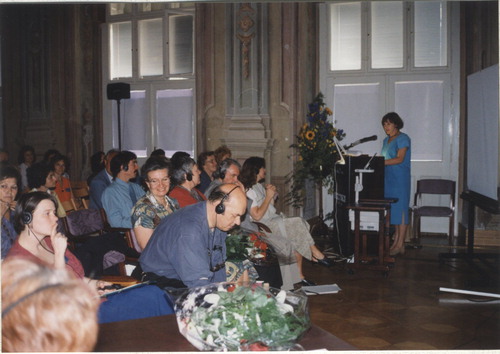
[50,223,67,269]
[85,278,115,296]
[265,184,277,200]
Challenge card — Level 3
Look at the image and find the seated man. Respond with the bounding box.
[204,158,243,197]
[89,149,119,210]
[168,156,205,208]
[101,151,145,228]
[140,184,247,288]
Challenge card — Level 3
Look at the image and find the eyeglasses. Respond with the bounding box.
[147,178,170,186]
[208,245,225,272]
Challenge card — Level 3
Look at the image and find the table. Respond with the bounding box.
[95,314,356,351]
[346,199,396,276]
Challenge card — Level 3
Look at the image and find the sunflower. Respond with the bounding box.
[305,130,315,140]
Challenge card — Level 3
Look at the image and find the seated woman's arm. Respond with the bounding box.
[249,184,277,221]
[133,225,153,250]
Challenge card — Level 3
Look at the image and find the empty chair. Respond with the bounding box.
[412,179,455,245]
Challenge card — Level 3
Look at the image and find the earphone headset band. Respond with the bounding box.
[2,283,64,318]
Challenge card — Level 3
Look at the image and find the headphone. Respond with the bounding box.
[215,186,238,215]
[22,212,33,225]
[123,163,129,172]
[185,171,193,181]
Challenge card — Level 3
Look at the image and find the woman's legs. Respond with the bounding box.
[390,215,408,255]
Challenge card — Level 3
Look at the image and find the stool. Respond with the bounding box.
[346,199,396,276]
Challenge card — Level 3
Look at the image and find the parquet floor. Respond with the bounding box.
[304,236,500,350]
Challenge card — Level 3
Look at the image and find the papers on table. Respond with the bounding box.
[302,284,341,295]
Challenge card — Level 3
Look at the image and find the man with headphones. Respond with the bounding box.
[139,183,247,289]
[204,158,244,198]
[101,151,145,228]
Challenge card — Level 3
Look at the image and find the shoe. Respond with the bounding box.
[312,256,333,267]
[301,279,316,286]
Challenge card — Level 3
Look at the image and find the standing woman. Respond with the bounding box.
[381,112,411,256]
[18,145,36,192]
[1,164,21,259]
[131,157,179,250]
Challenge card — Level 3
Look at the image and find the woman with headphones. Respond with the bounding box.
[5,191,174,324]
[168,155,206,208]
[240,157,333,287]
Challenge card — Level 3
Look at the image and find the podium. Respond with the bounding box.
[332,155,384,256]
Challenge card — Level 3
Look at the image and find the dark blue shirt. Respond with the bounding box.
[139,201,227,288]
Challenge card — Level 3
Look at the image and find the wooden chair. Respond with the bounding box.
[72,187,89,209]
[62,208,106,250]
[71,180,89,190]
[412,179,456,245]
[61,200,76,214]
[100,209,140,277]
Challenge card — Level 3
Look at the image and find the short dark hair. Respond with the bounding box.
[109,151,137,178]
[27,162,51,189]
[170,151,191,170]
[141,157,171,190]
[18,145,36,165]
[240,156,265,189]
[0,163,21,198]
[197,151,214,170]
[43,149,61,163]
[214,145,232,165]
[171,156,196,186]
[381,112,404,130]
[213,158,241,180]
[14,191,58,234]
[49,154,70,173]
[150,149,166,158]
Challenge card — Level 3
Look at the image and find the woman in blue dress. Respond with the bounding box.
[381,112,411,256]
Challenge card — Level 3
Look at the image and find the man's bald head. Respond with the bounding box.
[208,183,247,231]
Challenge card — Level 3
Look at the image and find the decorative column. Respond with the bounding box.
[223,3,274,171]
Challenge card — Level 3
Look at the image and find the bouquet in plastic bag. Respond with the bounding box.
[174,282,311,351]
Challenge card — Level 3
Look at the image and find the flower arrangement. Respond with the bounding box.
[287,93,345,208]
[174,282,310,351]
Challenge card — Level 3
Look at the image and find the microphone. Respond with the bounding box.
[344,135,378,150]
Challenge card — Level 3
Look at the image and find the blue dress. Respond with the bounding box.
[381,133,411,225]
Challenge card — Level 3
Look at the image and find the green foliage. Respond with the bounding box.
[286,93,346,208]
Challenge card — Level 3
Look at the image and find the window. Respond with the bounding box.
[104,3,195,157]
[328,1,448,72]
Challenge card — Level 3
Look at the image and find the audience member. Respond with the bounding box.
[150,148,166,159]
[214,145,232,165]
[140,184,247,288]
[6,191,174,324]
[102,151,145,228]
[197,151,216,194]
[0,148,10,163]
[170,151,190,168]
[1,258,100,352]
[18,145,36,192]
[27,162,66,217]
[131,157,179,250]
[50,154,73,204]
[89,149,119,210]
[87,151,105,186]
[1,164,20,259]
[42,149,61,164]
[240,157,333,287]
[204,158,243,197]
[168,155,206,207]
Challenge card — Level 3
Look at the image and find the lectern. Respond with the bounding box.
[332,154,384,256]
